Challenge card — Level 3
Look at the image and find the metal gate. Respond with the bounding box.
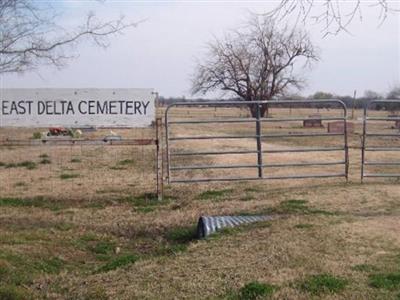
[165,100,348,183]
[361,100,400,181]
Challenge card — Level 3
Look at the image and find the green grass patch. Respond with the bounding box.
[89,241,116,255]
[84,286,108,300]
[197,189,232,200]
[124,193,173,207]
[0,251,68,289]
[243,187,262,193]
[117,159,135,166]
[280,199,308,212]
[369,272,400,290]
[262,199,337,216]
[32,132,42,139]
[238,281,276,299]
[96,254,139,273]
[79,233,99,242]
[39,158,51,164]
[239,195,254,201]
[4,161,37,170]
[156,226,198,255]
[0,161,5,167]
[166,226,197,244]
[70,158,81,163]
[38,154,49,159]
[0,197,64,210]
[294,223,314,229]
[352,264,378,273]
[135,206,156,213]
[0,285,32,300]
[299,274,348,295]
[34,257,65,274]
[60,173,80,180]
[54,222,74,231]
[109,166,127,170]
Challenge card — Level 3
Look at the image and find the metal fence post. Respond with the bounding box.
[343,104,349,182]
[255,103,263,178]
[155,117,163,201]
[361,104,367,182]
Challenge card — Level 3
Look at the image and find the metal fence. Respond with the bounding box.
[361,100,400,181]
[165,100,349,183]
[0,123,163,201]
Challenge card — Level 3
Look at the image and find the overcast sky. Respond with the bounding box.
[1,1,399,98]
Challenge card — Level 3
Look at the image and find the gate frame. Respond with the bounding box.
[165,99,349,184]
[361,99,400,181]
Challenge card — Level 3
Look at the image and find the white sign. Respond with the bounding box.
[0,88,155,128]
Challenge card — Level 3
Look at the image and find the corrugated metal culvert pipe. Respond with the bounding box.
[197,215,274,238]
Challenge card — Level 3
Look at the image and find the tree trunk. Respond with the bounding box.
[248,103,258,118]
[260,104,269,118]
[248,102,269,118]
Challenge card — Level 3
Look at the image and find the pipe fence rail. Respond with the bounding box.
[0,121,164,201]
[361,100,400,181]
[165,100,349,184]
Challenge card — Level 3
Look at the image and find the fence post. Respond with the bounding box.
[255,103,263,178]
[155,117,163,201]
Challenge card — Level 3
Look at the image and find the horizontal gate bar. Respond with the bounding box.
[168,117,346,124]
[365,133,400,137]
[169,135,257,141]
[262,147,344,153]
[263,161,345,167]
[171,161,346,171]
[365,117,400,121]
[364,161,400,165]
[261,133,343,138]
[170,173,346,183]
[263,173,346,180]
[170,164,259,170]
[260,117,345,122]
[168,118,256,124]
[170,176,261,183]
[364,147,400,151]
[170,150,258,156]
[363,173,400,177]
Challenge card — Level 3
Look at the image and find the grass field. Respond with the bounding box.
[1,106,400,299]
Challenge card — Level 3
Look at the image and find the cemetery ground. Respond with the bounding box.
[1,107,400,299]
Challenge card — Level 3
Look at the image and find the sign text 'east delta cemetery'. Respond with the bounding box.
[0,89,155,128]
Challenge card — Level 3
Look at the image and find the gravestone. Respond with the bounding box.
[388,115,400,128]
[327,121,354,134]
[303,114,323,128]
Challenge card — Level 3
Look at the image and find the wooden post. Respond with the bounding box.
[352,90,357,120]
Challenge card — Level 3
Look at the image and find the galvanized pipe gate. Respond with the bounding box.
[361,100,400,181]
[165,100,349,184]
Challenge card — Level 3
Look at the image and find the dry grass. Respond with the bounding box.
[1,107,400,299]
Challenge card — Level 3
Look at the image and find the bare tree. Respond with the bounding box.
[364,90,383,100]
[387,85,400,100]
[191,15,318,117]
[0,0,139,74]
[267,0,399,36]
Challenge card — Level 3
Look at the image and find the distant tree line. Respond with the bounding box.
[159,85,400,111]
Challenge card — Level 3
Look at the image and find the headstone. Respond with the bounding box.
[303,114,323,128]
[328,121,354,134]
[388,115,400,128]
